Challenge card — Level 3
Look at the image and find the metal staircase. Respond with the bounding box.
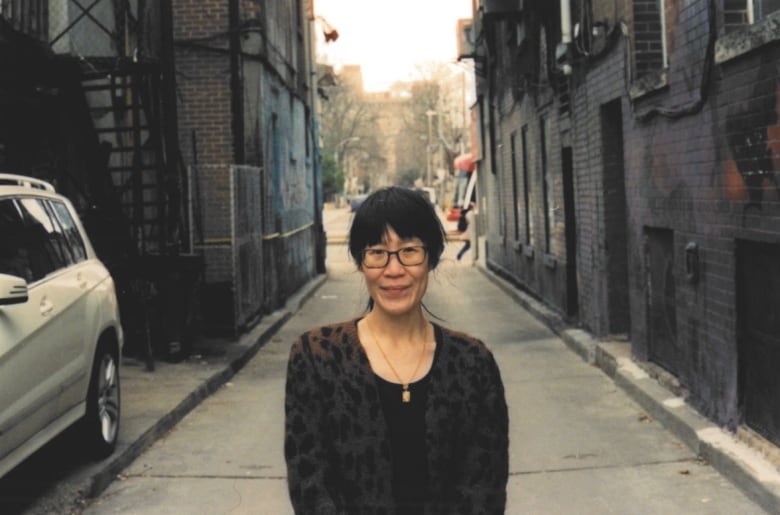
[81,61,168,256]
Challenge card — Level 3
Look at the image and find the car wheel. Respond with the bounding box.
[82,343,121,459]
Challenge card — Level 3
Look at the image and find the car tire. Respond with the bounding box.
[81,342,121,459]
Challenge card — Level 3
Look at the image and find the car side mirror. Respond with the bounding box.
[0,273,29,305]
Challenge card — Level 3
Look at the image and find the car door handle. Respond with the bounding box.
[40,298,54,316]
[77,273,89,289]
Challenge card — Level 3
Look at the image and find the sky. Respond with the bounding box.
[313,0,474,92]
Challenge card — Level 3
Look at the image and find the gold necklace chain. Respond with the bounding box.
[367,319,426,403]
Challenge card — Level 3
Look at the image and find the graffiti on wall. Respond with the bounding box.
[723,66,780,204]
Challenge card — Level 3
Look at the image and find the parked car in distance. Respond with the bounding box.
[0,173,124,479]
[350,193,369,212]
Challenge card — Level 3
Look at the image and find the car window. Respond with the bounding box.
[48,200,87,263]
[0,198,34,281]
[17,198,72,280]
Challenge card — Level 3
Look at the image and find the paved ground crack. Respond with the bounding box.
[510,456,700,476]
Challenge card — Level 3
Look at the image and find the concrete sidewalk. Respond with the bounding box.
[16,275,327,514]
[478,266,780,513]
[21,249,780,513]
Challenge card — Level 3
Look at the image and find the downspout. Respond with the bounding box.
[557,0,573,75]
[160,1,183,252]
[229,0,244,163]
[560,0,572,44]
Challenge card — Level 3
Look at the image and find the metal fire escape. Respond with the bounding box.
[81,63,168,256]
[1,0,199,368]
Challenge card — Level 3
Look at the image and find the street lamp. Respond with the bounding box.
[335,136,360,198]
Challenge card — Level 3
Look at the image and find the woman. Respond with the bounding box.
[285,186,508,514]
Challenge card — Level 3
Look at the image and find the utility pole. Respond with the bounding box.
[426,110,437,186]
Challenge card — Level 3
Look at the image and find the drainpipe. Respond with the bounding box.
[229,0,244,163]
[560,0,572,44]
[557,0,573,75]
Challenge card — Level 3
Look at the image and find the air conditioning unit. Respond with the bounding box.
[457,18,475,58]
[483,0,523,16]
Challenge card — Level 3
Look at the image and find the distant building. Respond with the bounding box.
[364,90,410,187]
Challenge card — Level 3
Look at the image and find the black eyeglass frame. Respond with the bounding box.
[361,245,428,268]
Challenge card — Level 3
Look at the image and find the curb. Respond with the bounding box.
[84,273,328,502]
[476,264,780,514]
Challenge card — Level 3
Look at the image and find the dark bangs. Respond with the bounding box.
[348,187,446,269]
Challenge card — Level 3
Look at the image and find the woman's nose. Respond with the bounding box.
[384,252,405,272]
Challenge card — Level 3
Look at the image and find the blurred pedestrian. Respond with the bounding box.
[284,186,508,514]
[456,202,475,261]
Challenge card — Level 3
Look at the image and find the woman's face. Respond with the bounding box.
[361,227,430,318]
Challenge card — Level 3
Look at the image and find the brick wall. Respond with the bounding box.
[477,0,780,439]
[171,0,318,334]
[483,57,572,315]
[632,0,665,77]
[622,0,780,428]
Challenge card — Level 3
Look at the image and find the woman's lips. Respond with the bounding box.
[381,285,408,296]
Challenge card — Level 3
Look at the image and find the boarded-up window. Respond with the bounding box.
[633,0,667,77]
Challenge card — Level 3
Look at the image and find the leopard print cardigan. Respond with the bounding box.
[284,319,509,515]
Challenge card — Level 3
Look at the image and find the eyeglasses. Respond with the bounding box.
[362,245,427,268]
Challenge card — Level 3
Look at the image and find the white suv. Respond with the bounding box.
[0,173,123,478]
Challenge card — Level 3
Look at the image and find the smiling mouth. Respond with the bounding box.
[382,286,408,293]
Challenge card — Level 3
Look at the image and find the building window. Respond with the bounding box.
[633,0,668,78]
[725,0,780,33]
[754,0,780,19]
[717,0,780,63]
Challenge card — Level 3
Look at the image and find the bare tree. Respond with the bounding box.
[398,62,471,198]
[318,71,382,194]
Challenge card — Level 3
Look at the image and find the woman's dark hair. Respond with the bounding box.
[348,186,446,269]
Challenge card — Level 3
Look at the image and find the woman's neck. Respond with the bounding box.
[365,309,430,346]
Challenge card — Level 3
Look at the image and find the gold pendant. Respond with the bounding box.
[402,389,411,403]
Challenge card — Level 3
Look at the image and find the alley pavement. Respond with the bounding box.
[6,236,780,513]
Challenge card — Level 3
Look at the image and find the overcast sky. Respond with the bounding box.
[314,0,473,91]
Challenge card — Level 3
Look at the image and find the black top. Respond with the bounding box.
[286,320,509,514]
[374,326,442,514]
